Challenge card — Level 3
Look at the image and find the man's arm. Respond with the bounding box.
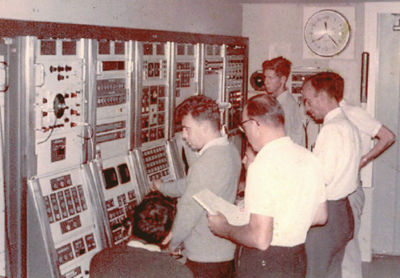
[208,213,273,251]
[360,125,395,169]
[153,177,187,198]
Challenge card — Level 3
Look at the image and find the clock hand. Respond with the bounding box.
[324,21,328,31]
[327,34,338,46]
[312,34,325,43]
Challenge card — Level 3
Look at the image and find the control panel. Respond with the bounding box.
[224,45,246,134]
[33,38,87,176]
[95,40,133,159]
[139,42,169,145]
[203,44,223,103]
[29,167,104,278]
[90,155,142,246]
[290,67,322,105]
[173,43,199,133]
[133,140,183,194]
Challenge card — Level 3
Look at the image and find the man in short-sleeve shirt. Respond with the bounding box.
[208,94,327,277]
[302,72,362,278]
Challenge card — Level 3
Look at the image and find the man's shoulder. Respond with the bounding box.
[202,142,240,157]
[279,91,299,107]
[321,113,360,146]
[90,246,193,278]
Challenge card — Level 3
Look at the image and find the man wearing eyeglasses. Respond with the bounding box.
[263,56,305,146]
[208,94,327,278]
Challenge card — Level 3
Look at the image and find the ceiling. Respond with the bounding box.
[227,0,385,3]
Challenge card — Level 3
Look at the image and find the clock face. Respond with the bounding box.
[304,9,351,57]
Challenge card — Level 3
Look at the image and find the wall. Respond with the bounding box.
[242,2,400,257]
[370,10,400,256]
[242,3,365,105]
[241,2,376,259]
[0,0,243,36]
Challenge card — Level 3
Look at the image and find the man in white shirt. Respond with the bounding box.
[208,94,327,277]
[302,72,362,278]
[263,57,305,146]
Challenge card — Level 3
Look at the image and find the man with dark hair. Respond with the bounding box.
[208,94,327,277]
[89,191,193,278]
[153,95,241,278]
[301,72,362,278]
[262,56,305,146]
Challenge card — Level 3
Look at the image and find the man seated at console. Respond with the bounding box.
[89,191,193,278]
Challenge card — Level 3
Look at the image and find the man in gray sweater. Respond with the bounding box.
[153,95,241,278]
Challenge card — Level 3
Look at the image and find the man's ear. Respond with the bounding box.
[200,120,211,134]
[281,75,288,87]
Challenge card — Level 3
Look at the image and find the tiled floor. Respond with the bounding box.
[362,255,400,278]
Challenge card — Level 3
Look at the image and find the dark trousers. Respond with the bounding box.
[306,197,354,278]
[186,259,234,278]
[236,244,307,278]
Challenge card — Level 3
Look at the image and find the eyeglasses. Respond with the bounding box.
[238,119,258,133]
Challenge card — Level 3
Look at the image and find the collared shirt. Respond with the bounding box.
[245,137,326,247]
[198,134,229,156]
[313,107,361,200]
[277,90,305,146]
[340,100,382,155]
[127,239,161,252]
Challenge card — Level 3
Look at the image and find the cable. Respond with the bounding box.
[75,122,94,140]
[37,117,57,145]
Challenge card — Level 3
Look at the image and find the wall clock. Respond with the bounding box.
[304,9,351,57]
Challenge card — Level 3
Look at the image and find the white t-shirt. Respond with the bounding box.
[313,107,361,200]
[244,137,326,247]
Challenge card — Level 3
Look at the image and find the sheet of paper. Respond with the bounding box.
[193,189,249,226]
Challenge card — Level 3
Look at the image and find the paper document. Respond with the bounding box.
[193,189,249,226]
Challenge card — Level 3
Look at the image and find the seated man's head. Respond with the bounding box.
[130,191,177,247]
[175,95,221,151]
